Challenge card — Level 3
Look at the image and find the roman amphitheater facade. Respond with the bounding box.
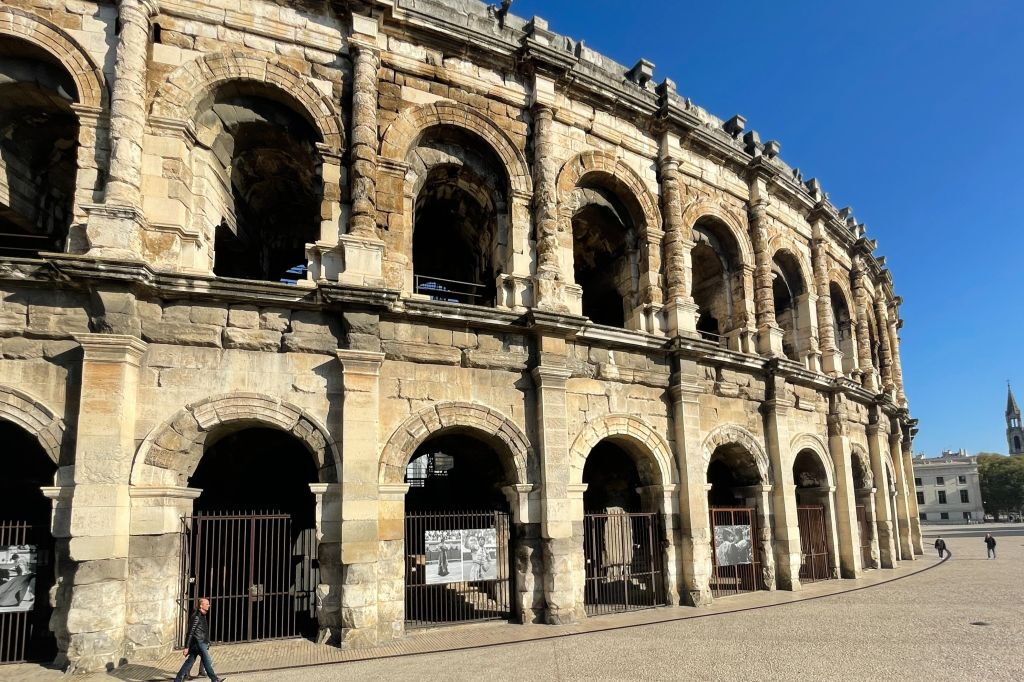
[0,0,922,671]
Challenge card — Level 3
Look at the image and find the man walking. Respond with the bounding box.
[176,598,225,682]
[933,536,951,559]
[984,533,997,559]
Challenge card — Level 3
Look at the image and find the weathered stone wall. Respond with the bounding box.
[0,0,922,672]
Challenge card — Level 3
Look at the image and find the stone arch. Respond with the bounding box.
[789,433,835,487]
[768,243,813,293]
[702,424,771,482]
[556,150,661,235]
[850,444,874,489]
[133,393,340,486]
[149,51,343,150]
[827,270,856,311]
[0,385,65,465]
[0,7,107,108]
[681,199,753,266]
[569,414,675,487]
[379,101,531,194]
[379,401,531,485]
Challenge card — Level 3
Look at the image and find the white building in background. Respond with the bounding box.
[912,450,985,523]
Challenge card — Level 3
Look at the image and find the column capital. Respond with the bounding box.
[531,364,572,387]
[74,333,147,365]
[336,349,384,374]
[378,483,409,501]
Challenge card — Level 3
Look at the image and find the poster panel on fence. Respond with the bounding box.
[0,545,37,613]
[714,524,753,566]
[424,529,498,584]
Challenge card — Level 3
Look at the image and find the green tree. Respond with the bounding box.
[977,454,1024,520]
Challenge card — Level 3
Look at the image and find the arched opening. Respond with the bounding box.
[690,217,741,345]
[706,443,769,595]
[0,421,57,663]
[830,282,855,374]
[410,127,506,306]
[771,251,806,362]
[199,84,323,283]
[571,186,638,327]
[403,432,514,627]
[183,427,321,643]
[1015,435,1021,452]
[0,37,79,257]
[580,440,666,615]
[792,449,835,582]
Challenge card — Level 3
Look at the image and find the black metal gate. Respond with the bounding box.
[0,521,54,664]
[583,511,664,616]
[856,504,873,569]
[404,510,512,628]
[709,507,764,597]
[178,512,318,645]
[797,505,833,582]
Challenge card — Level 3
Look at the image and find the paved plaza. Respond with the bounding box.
[6,525,1022,682]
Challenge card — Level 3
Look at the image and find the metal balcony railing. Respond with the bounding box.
[414,274,487,305]
[698,329,728,348]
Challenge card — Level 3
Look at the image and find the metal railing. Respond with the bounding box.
[414,274,487,305]
[0,520,54,664]
[404,510,511,629]
[797,505,833,582]
[177,512,318,646]
[698,329,729,348]
[709,507,765,597]
[583,511,665,616]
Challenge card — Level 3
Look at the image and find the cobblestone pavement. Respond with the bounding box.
[7,525,1022,681]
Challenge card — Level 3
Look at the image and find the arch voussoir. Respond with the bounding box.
[570,414,675,487]
[0,385,66,465]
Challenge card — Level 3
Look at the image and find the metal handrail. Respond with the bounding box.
[698,329,728,348]
[414,273,487,304]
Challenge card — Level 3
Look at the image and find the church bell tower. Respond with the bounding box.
[1008,383,1024,455]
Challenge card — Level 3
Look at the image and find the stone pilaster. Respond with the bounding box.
[887,301,908,406]
[638,484,681,605]
[856,487,880,569]
[668,357,712,606]
[309,483,342,643]
[866,420,897,568]
[86,0,155,258]
[763,372,801,590]
[531,334,580,623]
[501,484,544,623]
[748,183,783,356]
[335,349,385,647]
[827,406,862,577]
[735,484,777,590]
[58,334,147,672]
[900,428,924,554]
[851,257,877,392]
[874,299,895,395]
[811,220,842,375]
[659,133,698,337]
[348,36,380,238]
[888,427,915,561]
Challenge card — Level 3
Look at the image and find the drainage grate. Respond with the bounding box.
[969,621,991,626]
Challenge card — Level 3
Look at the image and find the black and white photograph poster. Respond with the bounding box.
[461,528,498,581]
[424,530,463,585]
[714,525,753,567]
[0,545,37,613]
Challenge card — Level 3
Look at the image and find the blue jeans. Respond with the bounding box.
[176,641,217,682]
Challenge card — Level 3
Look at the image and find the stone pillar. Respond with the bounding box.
[856,488,880,569]
[531,334,580,623]
[668,357,713,606]
[86,0,155,258]
[736,484,776,590]
[901,431,924,554]
[309,483,342,643]
[874,299,895,396]
[811,220,842,375]
[501,484,544,623]
[748,182,783,356]
[888,428,915,562]
[866,422,897,568]
[58,334,146,671]
[851,257,877,392]
[886,301,908,406]
[826,408,862,577]
[335,349,385,647]
[659,133,699,337]
[763,374,801,590]
[795,291,821,372]
[376,482,407,642]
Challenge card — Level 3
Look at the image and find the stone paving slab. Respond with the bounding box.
[4,556,938,682]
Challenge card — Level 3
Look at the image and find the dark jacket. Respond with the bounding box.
[185,610,211,653]
[985,536,997,548]
[933,539,946,550]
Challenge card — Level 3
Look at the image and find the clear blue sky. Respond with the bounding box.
[511,0,1023,456]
